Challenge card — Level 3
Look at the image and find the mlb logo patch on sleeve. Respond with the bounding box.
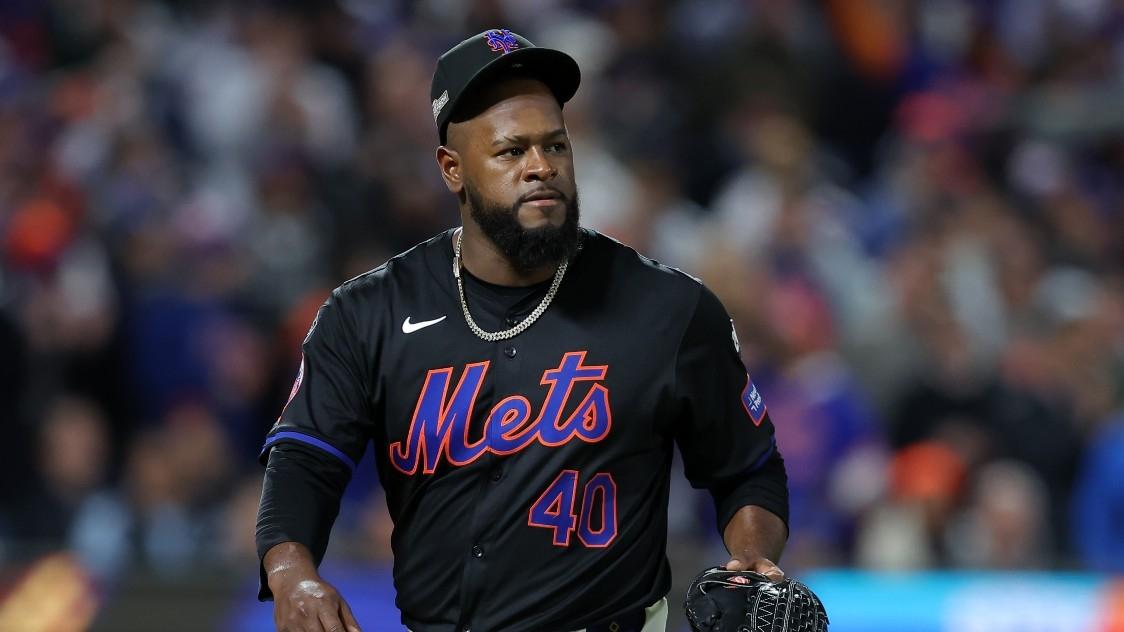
[741,375,767,426]
[276,357,305,424]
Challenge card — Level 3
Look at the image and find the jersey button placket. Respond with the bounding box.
[503,346,517,359]
[471,545,484,559]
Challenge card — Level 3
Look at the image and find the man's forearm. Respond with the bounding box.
[722,505,788,565]
[256,443,351,600]
[264,541,318,576]
[264,542,320,591]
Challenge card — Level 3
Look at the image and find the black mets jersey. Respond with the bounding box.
[259,227,786,631]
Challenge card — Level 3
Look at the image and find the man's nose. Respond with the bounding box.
[523,147,557,181]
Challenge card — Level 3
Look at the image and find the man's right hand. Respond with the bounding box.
[265,542,362,632]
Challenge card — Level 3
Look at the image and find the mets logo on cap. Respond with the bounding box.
[484,29,519,54]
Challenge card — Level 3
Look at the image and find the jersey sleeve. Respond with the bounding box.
[258,289,372,472]
[256,442,351,600]
[673,285,787,530]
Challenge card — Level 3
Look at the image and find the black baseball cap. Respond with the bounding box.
[430,29,581,145]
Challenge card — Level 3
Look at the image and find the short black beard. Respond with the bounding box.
[465,183,581,274]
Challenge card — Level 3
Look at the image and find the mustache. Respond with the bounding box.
[517,187,568,205]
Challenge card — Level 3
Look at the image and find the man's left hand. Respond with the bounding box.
[721,505,788,583]
[723,554,784,582]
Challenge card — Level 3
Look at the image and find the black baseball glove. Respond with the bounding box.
[684,567,828,632]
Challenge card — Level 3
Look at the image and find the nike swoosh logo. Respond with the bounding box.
[402,315,447,334]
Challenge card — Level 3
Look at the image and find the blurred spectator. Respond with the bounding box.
[10,397,112,555]
[855,440,967,570]
[120,403,236,577]
[221,476,266,564]
[947,460,1052,569]
[746,275,884,569]
[610,156,706,269]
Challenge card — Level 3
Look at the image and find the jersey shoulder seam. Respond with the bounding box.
[589,230,706,403]
[669,279,706,405]
[323,232,450,411]
[334,230,449,296]
[590,228,706,288]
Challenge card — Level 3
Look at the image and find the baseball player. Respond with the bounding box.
[255,29,789,632]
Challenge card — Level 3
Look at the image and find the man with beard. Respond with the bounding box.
[254,29,789,632]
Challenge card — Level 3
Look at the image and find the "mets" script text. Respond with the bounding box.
[389,351,611,474]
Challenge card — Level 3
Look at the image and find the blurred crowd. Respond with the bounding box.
[2,0,1124,599]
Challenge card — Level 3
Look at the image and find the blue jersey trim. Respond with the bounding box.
[260,431,357,472]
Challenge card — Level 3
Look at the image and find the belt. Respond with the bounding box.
[407,598,667,632]
[584,605,649,632]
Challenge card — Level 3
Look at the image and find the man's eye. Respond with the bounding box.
[547,142,568,153]
[502,147,524,157]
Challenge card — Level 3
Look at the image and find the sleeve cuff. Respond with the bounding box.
[710,448,790,537]
[258,430,359,472]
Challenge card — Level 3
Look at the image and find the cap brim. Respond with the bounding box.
[442,47,580,143]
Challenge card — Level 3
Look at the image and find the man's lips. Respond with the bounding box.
[521,190,564,206]
[523,198,562,207]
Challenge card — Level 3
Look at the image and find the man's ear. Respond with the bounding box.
[436,145,463,195]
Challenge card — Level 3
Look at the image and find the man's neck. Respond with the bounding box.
[455,227,557,287]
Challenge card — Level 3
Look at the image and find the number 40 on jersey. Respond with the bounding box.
[528,470,617,548]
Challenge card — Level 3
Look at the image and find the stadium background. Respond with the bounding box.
[2,0,1124,630]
